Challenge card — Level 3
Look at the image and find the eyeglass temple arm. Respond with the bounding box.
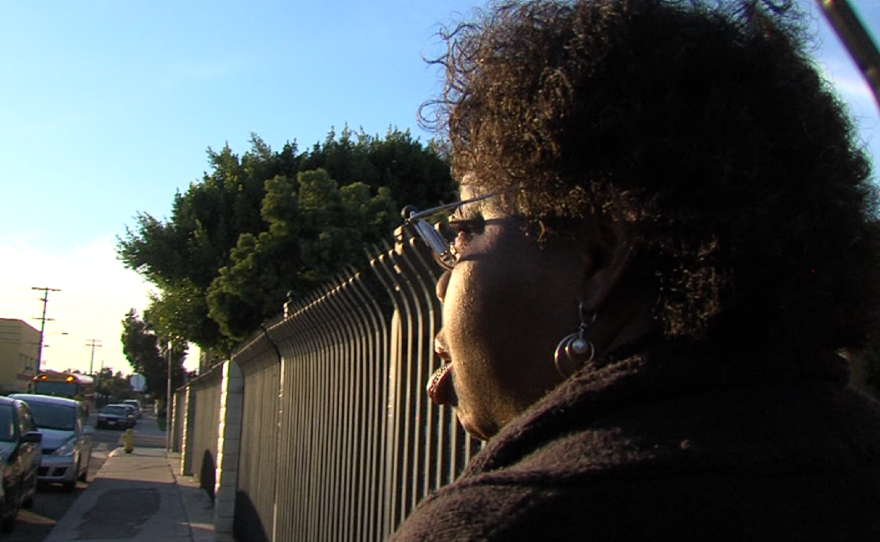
[401,204,424,222]
[401,192,499,224]
[398,205,450,256]
[818,0,880,111]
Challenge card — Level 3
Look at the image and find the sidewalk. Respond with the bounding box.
[44,446,216,541]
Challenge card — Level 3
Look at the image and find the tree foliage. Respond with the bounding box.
[118,126,454,357]
[96,369,136,406]
[120,309,187,401]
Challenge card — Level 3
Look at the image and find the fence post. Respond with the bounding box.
[214,360,244,541]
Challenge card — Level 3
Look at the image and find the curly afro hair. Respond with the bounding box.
[423,0,880,353]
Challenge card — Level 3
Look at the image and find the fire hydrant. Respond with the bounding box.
[122,428,135,453]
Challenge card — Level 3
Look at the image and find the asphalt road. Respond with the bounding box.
[5,412,165,542]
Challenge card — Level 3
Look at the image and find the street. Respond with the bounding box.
[5,412,166,542]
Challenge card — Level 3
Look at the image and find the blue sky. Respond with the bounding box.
[0,0,878,377]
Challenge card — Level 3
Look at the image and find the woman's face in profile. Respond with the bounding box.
[432,184,586,440]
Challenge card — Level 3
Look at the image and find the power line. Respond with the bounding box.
[31,286,61,374]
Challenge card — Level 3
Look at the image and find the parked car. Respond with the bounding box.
[122,400,142,420]
[118,403,138,425]
[97,405,134,430]
[9,394,93,491]
[0,396,42,531]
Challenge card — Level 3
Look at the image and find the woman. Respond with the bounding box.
[394,0,880,540]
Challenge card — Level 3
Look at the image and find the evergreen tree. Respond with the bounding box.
[118,127,454,357]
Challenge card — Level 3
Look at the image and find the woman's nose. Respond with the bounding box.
[435,270,451,302]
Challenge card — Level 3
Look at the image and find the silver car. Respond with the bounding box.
[9,394,93,491]
[122,399,142,420]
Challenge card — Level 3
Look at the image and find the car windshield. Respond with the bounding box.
[23,402,76,431]
[101,406,127,416]
[0,406,14,441]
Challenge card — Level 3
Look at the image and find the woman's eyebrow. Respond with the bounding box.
[452,197,488,218]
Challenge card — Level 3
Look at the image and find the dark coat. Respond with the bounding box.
[390,345,880,541]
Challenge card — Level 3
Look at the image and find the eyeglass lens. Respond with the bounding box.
[411,219,454,269]
[411,219,453,266]
[403,191,500,270]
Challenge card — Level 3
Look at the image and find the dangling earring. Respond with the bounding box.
[554,303,597,378]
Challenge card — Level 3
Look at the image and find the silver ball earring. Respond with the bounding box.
[554,303,597,378]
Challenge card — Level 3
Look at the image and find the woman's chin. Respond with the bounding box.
[455,410,495,441]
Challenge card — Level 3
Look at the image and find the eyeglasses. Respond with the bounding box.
[402,192,498,270]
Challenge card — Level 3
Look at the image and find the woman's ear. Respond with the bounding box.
[579,221,637,315]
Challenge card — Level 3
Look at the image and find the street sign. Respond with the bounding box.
[130,373,146,392]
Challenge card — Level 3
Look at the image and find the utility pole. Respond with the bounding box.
[96,359,104,390]
[31,287,60,374]
[166,339,173,451]
[85,339,102,374]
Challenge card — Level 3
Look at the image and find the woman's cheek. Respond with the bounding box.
[442,267,479,359]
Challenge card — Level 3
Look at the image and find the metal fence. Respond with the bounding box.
[183,366,223,498]
[170,387,186,453]
[176,235,481,542]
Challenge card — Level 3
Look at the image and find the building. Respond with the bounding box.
[0,319,39,394]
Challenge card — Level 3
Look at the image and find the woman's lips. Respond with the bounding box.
[427,363,454,405]
[430,337,454,405]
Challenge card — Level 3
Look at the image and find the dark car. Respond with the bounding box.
[97,405,134,430]
[0,396,42,531]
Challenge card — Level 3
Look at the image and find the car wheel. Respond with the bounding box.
[62,478,76,492]
[22,476,35,509]
[1,485,19,532]
[78,461,88,483]
[1,512,14,533]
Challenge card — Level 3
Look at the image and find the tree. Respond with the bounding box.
[96,369,134,406]
[204,170,398,340]
[120,309,187,401]
[118,127,454,357]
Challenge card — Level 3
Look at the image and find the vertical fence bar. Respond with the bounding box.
[370,248,411,533]
[231,333,280,542]
[188,366,223,497]
[185,235,482,542]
